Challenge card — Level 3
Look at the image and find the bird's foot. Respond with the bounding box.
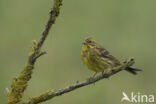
[87,72,97,81]
[87,77,94,81]
[102,71,110,78]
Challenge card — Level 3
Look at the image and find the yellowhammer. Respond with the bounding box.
[81,37,141,78]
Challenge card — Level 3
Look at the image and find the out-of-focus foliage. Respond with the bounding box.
[0,0,156,104]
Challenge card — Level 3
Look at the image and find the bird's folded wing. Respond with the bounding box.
[96,45,121,66]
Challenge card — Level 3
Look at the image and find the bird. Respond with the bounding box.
[81,37,141,78]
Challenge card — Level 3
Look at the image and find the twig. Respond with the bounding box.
[6,0,63,104]
[29,0,63,64]
[33,51,47,61]
[23,59,135,104]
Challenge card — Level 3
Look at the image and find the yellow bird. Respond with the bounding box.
[81,37,141,78]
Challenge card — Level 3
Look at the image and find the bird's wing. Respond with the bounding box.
[96,45,121,66]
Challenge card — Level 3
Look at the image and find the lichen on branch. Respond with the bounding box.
[6,0,140,104]
[6,0,63,104]
[6,62,34,104]
[23,58,135,104]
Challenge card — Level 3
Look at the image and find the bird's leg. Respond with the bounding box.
[92,72,97,78]
[102,70,105,76]
[88,72,97,81]
[102,69,110,78]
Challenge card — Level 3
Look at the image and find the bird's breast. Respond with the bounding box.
[81,48,110,72]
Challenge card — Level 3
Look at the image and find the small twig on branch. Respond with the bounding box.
[6,0,139,104]
[6,0,63,104]
[33,51,47,61]
[23,59,135,104]
[29,0,62,64]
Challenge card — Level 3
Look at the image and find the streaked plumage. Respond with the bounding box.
[81,37,141,76]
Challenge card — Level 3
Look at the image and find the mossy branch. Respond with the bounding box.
[6,0,63,104]
[22,58,135,104]
[6,0,140,104]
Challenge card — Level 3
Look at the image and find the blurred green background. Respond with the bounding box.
[0,0,156,104]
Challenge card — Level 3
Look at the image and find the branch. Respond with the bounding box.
[23,59,135,104]
[6,0,63,104]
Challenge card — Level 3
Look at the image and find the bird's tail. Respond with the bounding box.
[125,67,142,75]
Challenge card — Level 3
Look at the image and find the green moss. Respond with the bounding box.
[7,63,34,104]
[28,90,53,104]
[6,0,63,103]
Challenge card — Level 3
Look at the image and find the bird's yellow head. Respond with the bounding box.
[82,37,97,50]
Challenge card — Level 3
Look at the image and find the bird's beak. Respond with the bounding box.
[83,40,86,44]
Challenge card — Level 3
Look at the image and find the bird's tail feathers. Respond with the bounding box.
[125,67,142,75]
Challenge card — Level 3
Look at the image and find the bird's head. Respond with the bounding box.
[82,37,97,49]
